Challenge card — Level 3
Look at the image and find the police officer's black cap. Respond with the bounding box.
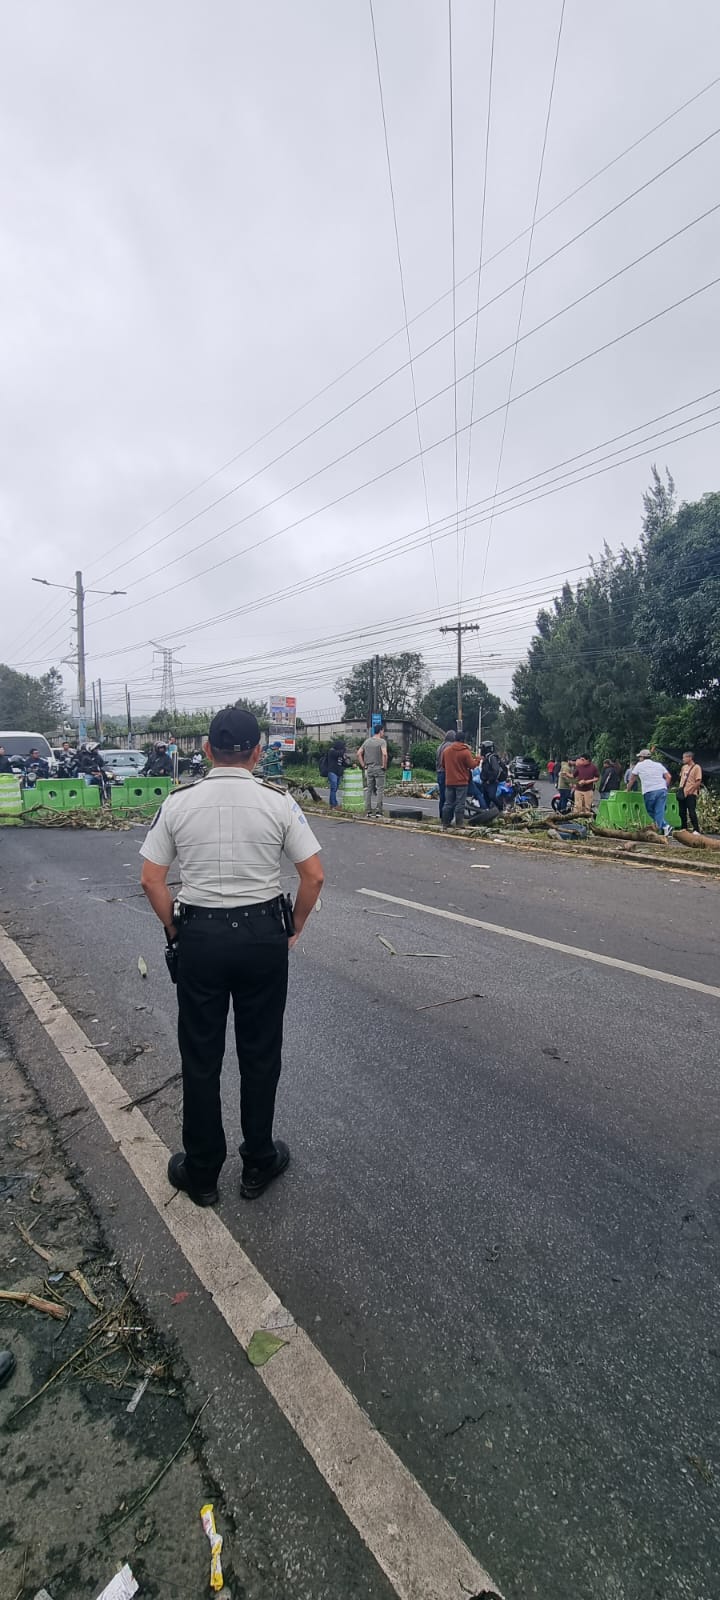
[208,706,261,753]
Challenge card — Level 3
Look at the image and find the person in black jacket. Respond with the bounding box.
[598,759,622,796]
[479,741,506,808]
[143,743,174,778]
[326,739,349,809]
[0,745,13,774]
[24,748,49,784]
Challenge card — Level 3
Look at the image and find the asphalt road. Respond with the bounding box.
[1,815,718,1600]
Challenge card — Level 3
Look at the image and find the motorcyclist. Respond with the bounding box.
[77,743,110,801]
[57,741,77,777]
[143,743,174,778]
[190,750,205,778]
[478,741,506,809]
[24,748,49,785]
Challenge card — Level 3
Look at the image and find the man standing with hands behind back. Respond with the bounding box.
[140,707,324,1206]
[357,720,388,818]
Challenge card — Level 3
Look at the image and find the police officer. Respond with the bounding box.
[139,707,323,1206]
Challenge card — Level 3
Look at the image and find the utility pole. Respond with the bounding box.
[76,571,87,743]
[32,570,126,745]
[97,677,104,741]
[367,658,374,730]
[438,622,479,731]
[91,681,99,740]
[126,684,133,748]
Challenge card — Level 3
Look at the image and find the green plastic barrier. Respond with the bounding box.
[665,789,682,829]
[595,791,642,828]
[33,778,88,811]
[111,776,173,813]
[0,772,23,822]
[596,787,682,831]
[340,767,365,813]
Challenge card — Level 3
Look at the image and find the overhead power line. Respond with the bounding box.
[82,72,720,590]
[25,388,714,676]
[79,405,720,669]
[83,144,720,614]
[78,269,720,639]
[368,0,441,613]
[480,0,566,594]
[459,0,496,600]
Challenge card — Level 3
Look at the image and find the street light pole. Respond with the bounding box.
[32,571,126,745]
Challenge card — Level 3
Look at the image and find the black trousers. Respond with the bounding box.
[176,903,289,1186]
[678,790,699,831]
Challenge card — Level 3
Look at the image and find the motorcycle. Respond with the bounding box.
[497,777,540,810]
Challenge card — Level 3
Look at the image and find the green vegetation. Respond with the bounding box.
[508,469,720,763]
[0,665,64,732]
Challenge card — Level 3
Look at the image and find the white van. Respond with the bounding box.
[0,732,58,774]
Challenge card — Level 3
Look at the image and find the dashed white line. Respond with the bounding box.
[0,922,500,1600]
[357,888,720,1000]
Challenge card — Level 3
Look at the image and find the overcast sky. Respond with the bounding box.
[2,0,719,722]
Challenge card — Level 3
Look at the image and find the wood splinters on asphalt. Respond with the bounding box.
[404,952,451,959]
[377,935,397,956]
[416,992,482,1011]
[69,1268,102,1310]
[119,1071,182,1111]
[0,1289,67,1320]
[116,1395,213,1526]
[137,956,148,979]
[14,1219,53,1262]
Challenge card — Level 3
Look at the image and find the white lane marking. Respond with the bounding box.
[357,888,720,1001]
[0,924,499,1600]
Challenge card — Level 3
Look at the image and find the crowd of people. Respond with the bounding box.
[547,749,704,834]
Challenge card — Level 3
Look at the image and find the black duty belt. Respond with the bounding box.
[179,898,281,920]
[178,895,295,935]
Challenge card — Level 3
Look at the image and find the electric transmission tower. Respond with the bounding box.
[151,643,185,715]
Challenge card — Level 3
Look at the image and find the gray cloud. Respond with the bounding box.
[2,0,719,719]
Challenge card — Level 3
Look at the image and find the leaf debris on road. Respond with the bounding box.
[137,956,148,978]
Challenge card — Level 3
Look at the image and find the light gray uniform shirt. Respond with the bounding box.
[139,767,321,908]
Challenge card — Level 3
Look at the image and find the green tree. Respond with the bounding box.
[510,548,665,759]
[635,486,720,739]
[335,653,426,719]
[0,664,64,732]
[419,675,500,738]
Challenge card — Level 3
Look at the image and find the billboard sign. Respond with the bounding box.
[268,694,297,752]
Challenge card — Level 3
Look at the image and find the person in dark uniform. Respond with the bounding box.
[143,743,174,777]
[0,746,13,774]
[139,707,324,1205]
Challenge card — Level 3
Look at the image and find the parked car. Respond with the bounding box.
[0,731,57,774]
[99,748,148,782]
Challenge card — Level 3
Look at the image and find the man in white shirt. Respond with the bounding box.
[627,748,672,834]
[140,707,323,1205]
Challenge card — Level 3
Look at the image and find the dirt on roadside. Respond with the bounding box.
[0,1037,236,1600]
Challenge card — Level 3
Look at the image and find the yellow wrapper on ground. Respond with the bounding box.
[200,1502,224,1592]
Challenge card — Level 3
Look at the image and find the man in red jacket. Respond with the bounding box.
[441,732,475,830]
